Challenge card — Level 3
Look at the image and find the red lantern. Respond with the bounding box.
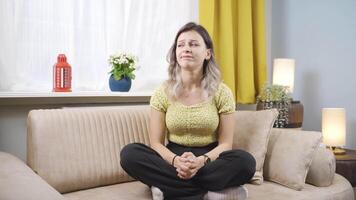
[53,54,72,92]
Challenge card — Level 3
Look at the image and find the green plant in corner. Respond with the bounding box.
[257,84,291,102]
[257,84,292,128]
[108,52,138,80]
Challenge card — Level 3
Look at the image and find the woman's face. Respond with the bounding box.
[176,30,211,72]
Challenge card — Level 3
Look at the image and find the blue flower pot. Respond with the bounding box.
[109,75,132,92]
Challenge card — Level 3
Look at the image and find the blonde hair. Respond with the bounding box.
[165,22,221,101]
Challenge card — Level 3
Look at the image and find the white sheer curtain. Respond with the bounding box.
[0,0,198,92]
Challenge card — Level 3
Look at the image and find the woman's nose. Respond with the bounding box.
[183,46,192,53]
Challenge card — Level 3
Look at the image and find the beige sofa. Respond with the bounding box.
[0,106,354,200]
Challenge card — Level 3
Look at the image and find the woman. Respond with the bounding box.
[120,22,256,200]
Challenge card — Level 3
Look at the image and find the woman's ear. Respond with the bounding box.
[205,49,212,60]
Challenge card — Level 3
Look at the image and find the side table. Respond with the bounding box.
[335,148,356,196]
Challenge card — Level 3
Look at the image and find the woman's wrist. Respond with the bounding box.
[197,156,206,167]
[172,155,178,166]
[198,154,211,167]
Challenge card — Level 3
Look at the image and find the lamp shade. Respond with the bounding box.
[272,58,295,93]
[322,108,346,147]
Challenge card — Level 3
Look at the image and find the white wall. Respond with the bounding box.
[0,106,29,160]
[271,0,356,149]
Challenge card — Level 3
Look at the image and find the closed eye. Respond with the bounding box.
[189,41,200,47]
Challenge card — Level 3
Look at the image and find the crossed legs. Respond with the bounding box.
[120,143,256,200]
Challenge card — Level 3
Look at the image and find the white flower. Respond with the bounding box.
[108,51,139,80]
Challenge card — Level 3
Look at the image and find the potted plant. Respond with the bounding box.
[108,52,138,91]
[257,84,292,128]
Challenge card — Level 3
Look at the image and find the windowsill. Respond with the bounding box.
[0,91,152,105]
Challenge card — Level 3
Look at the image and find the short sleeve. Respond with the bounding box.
[150,85,169,113]
[215,83,236,114]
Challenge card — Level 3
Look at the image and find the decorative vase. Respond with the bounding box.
[285,100,304,128]
[257,100,303,128]
[109,75,132,92]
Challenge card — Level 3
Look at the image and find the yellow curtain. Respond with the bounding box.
[199,0,267,104]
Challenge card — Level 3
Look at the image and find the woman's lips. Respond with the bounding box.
[181,55,193,59]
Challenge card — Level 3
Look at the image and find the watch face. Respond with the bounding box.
[203,154,211,165]
[204,155,211,165]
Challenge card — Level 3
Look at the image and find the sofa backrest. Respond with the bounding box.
[27,106,151,193]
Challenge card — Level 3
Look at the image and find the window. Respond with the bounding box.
[0,0,198,92]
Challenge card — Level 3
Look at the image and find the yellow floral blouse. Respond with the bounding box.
[150,83,235,147]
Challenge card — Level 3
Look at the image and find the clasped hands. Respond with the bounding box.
[173,152,205,180]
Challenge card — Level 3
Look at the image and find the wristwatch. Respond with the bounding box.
[203,154,211,165]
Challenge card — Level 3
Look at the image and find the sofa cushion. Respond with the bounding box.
[233,109,278,184]
[27,106,151,193]
[263,129,322,190]
[246,174,354,200]
[64,181,151,200]
[306,145,335,187]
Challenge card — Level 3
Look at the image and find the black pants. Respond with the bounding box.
[120,142,256,200]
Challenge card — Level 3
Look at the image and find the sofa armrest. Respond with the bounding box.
[0,152,64,200]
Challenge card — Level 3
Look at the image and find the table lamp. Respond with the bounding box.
[272,58,303,128]
[322,108,346,155]
[273,58,295,93]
